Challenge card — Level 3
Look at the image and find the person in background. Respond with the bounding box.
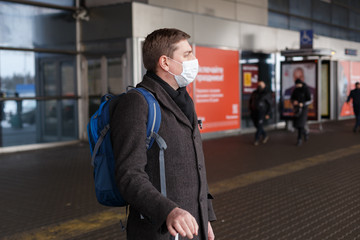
[346,82,360,133]
[291,79,312,146]
[249,80,272,146]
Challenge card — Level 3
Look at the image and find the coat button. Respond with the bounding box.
[198,164,202,171]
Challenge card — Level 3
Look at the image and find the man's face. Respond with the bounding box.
[168,39,196,75]
[293,69,304,82]
[258,81,265,90]
[356,84,360,89]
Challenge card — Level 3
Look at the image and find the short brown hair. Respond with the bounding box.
[142,28,190,72]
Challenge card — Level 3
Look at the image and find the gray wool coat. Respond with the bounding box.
[110,75,216,240]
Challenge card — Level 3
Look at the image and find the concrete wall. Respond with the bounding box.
[148,0,268,26]
[132,2,360,62]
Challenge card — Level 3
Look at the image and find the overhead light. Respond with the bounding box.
[248,59,259,63]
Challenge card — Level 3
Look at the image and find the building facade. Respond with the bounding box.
[1,0,360,151]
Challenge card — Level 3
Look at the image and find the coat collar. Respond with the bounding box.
[138,75,194,130]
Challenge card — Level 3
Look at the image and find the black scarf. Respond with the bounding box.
[146,71,195,125]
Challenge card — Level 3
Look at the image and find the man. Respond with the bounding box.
[291,79,312,146]
[249,81,272,146]
[110,28,216,240]
[346,82,360,133]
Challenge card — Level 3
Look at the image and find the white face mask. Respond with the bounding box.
[167,57,199,87]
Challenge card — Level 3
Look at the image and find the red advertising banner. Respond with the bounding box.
[338,61,360,117]
[194,46,240,133]
[242,64,259,94]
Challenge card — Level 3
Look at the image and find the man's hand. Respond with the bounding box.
[166,207,198,239]
[208,222,215,240]
[265,115,270,120]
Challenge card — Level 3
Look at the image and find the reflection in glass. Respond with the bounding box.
[289,0,311,18]
[108,58,123,94]
[0,51,35,96]
[0,2,76,50]
[43,62,57,97]
[62,99,77,138]
[88,59,102,96]
[88,59,101,117]
[240,52,276,129]
[61,62,76,96]
[0,50,78,147]
[30,0,75,7]
[1,100,37,146]
[44,100,58,138]
[268,12,288,29]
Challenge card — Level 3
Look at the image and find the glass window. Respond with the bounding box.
[0,51,35,97]
[43,62,58,97]
[313,22,332,37]
[348,30,360,42]
[44,100,58,137]
[240,52,275,129]
[108,58,123,94]
[0,50,78,147]
[333,0,350,6]
[268,0,289,12]
[312,0,331,22]
[0,2,76,50]
[61,99,77,138]
[88,59,102,96]
[61,62,76,96]
[349,0,360,9]
[268,11,289,29]
[88,59,102,117]
[31,0,75,7]
[289,0,311,18]
[349,10,360,30]
[331,26,349,40]
[331,5,348,27]
[289,16,312,31]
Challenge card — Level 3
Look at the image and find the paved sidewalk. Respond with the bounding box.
[0,119,359,240]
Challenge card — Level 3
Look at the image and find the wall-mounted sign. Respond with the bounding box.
[300,30,313,49]
[242,64,258,94]
[281,61,318,120]
[194,46,240,133]
[345,49,357,56]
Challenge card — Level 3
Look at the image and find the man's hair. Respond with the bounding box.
[142,28,190,72]
[293,67,304,76]
[356,82,360,86]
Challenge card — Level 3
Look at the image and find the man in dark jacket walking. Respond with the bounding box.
[291,79,312,146]
[110,28,216,240]
[347,82,360,133]
[249,81,272,146]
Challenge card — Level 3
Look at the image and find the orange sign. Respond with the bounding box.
[194,46,240,133]
[339,61,360,117]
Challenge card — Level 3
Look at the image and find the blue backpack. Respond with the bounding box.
[87,87,167,207]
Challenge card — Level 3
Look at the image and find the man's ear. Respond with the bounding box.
[158,55,170,72]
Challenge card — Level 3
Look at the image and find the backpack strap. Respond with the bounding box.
[133,88,161,150]
[90,124,110,167]
[152,132,167,197]
[133,88,168,197]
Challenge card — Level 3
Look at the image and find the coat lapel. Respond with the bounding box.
[138,76,193,130]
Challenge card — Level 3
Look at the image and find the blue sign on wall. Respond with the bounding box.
[300,30,313,49]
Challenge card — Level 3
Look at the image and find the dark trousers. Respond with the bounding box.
[354,108,360,130]
[251,114,267,141]
[297,127,305,140]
